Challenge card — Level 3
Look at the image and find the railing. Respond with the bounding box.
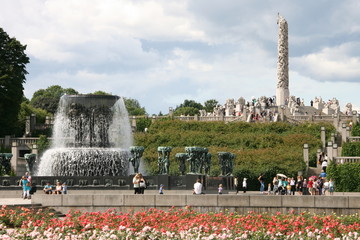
[334,157,360,164]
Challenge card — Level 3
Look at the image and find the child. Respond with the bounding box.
[24,181,32,199]
[218,184,223,194]
[62,182,68,194]
[242,178,247,193]
[54,181,62,194]
[159,184,164,194]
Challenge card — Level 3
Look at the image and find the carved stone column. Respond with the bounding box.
[276,14,290,106]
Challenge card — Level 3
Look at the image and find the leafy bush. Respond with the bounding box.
[327,162,360,192]
[342,142,360,156]
[352,123,360,136]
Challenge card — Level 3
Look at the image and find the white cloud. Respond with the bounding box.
[292,42,360,81]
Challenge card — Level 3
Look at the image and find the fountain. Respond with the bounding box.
[36,94,133,176]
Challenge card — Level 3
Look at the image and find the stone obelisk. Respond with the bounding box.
[276,14,289,106]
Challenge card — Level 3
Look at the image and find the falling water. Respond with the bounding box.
[36,95,133,176]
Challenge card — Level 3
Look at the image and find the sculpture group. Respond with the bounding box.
[129,145,235,176]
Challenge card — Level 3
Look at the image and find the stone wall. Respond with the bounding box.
[32,194,360,215]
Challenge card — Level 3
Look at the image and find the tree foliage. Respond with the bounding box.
[351,123,360,137]
[90,90,111,95]
[173,99,204,116]
[204,99,218,113]
[173,107,200,116]
[178,99,203,110]
[327,162,360,192]
[30,85,78,114]
[124,98,146,116]
[0,28,29,136]
[16,100,49,136]
[341,142,360,157]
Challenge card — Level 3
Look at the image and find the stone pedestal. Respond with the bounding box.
[157,175,170,190]
[321,127,326,149]
[327,142,333,160]
[303,144,309,176]
[276,88,289,107]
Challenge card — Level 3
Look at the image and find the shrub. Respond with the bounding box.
[342,142,360,156]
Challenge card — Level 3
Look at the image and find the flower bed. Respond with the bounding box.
[1,205,360,239]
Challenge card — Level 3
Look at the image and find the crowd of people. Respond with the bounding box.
[43,181,67,195]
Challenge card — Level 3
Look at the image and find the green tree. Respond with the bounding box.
[16,100,49,136]
[30,85,78,114]
[178,99,203,110]
[173,107,200,116]
[0,28,30,136]
[204,99,218,113]
[124,98,146,116]
[90,90,111,95]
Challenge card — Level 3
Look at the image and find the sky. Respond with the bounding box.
[1,0,360,115]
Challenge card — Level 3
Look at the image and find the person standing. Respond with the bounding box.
[329,178,335,195]
[234,177,240,194]
[322,159,328,173]
[20,176,29,199]
[138,173,146,194]
[242,178,247,193]
[133,173,141,194]
[258,173,265,194]
[193,179,202,194]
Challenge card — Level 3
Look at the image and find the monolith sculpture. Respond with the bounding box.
[276,14,290,106]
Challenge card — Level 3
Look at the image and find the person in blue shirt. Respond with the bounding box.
[43,182,53,194]
[319,170,327,178]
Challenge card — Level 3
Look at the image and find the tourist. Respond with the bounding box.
[322,159,328,173]
[218,184,223,195]
[296,176,303,195]
[290,177,296,195]
[302,179,308,195]
[308,179,314,195]
[62,182,68,194]
[20,176,29,199]
[323,179,330,195]
[272,176,279,194]
[54,181,62,194]
[317,178,324,195]
[329,178,335,195]
[318,152,325,166]
[258,173,265,194]
[282,178,289,195]
[242,178,247,193]
[193,179,202,194]
[133,173,141,194]
[319,170,327,178]
[234,177,240,194]
[138,173,146,194]
[159,184,164,194]
[43,182,53,194]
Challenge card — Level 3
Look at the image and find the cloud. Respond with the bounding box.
[292,42,360,82]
